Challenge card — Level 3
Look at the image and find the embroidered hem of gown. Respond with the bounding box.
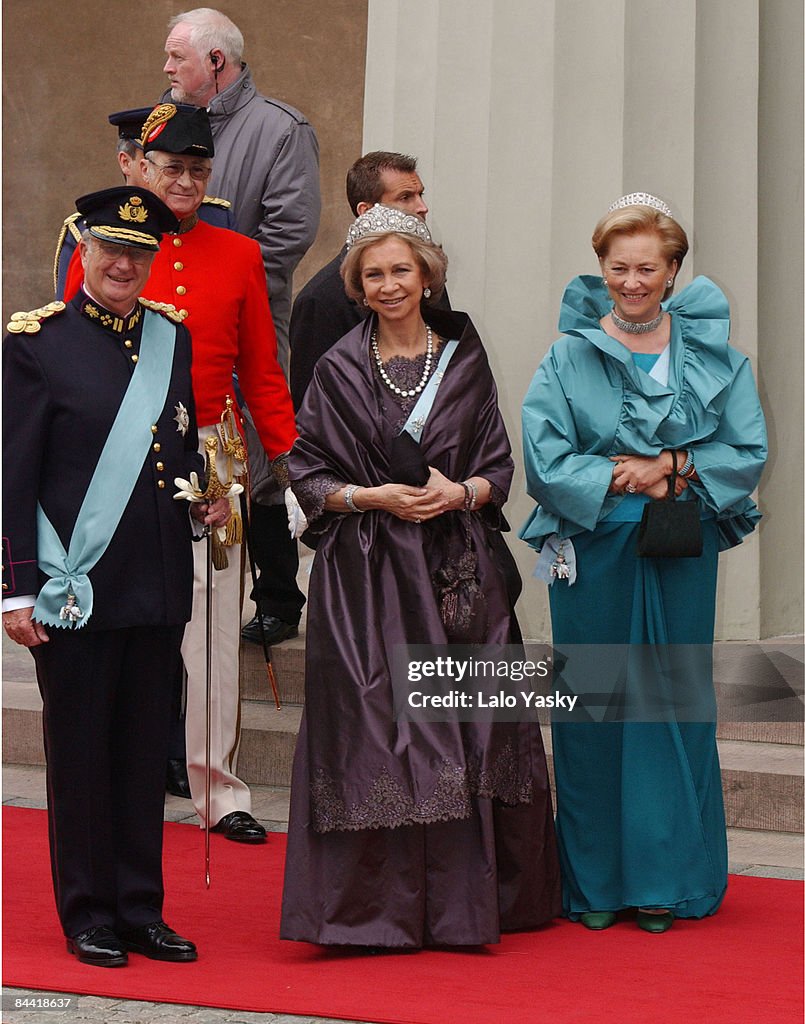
[310,743,534,833]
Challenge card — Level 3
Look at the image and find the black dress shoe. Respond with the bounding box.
[210,810,267,843]
[166,758,192,799]
[241,614,298,646]
[120,921,197,962]
[67,925,128,967]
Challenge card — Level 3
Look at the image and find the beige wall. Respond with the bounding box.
[3,0,800,641]
[364,0,803,641]
[2,0,368,321]
[757,0,805,638]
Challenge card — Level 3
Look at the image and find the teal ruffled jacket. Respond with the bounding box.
[520,275,767,552]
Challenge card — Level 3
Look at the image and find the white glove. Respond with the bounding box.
[285,487,308,539]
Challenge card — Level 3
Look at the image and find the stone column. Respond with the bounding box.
[363,0,801,640]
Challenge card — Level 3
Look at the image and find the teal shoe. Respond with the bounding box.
[636,910,674,934]
[580,911,617,931]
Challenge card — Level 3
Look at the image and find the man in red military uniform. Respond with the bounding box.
[65,104,297,843]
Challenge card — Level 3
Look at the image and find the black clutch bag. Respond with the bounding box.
[636,450,703,558]
[388,429,430,487]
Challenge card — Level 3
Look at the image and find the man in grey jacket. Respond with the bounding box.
[163,8,320,646]
[162,8,320,364]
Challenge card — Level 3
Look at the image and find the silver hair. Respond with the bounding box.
[168,8,244,64]
[116,138,141,158]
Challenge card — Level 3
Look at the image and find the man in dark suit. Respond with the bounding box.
[288,151,429,411]
[2,187,224,967]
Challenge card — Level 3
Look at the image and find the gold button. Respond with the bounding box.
[156,461,164,471]
[158,480,166,489]
[174,261,184,271]
[2,583,8,592]
[153,442,161,452]
[124,339,133,348]
[151,425,158,434]
[176,285,187,295]
[173,238,182,247]
[131,354,139,363]
[179,309,189,317]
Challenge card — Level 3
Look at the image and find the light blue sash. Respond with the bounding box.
[402,338,459,441]
[34,310,176,628]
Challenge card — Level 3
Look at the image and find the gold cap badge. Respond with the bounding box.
[118,199,149,224]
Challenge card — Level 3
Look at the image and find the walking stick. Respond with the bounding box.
[204,524,213,889]
[239,490,282,711]
[174,416,245,891]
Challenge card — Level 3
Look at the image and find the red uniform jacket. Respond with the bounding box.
[64,220,296,459]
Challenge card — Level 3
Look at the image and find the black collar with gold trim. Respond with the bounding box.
[78,293,143,334]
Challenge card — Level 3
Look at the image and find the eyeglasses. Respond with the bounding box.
[146,156,212,181]
[94,241,154,264]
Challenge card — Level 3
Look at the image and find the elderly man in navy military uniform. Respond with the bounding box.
[2,187,224,967]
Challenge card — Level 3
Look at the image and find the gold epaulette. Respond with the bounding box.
[6,301,66,335]
[138,297,187,323]
[52,213,84,293]
[202,195,232,209]
[64,212,84,243]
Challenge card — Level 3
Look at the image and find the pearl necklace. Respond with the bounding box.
[371,325,433,397]
[610,307,664,334]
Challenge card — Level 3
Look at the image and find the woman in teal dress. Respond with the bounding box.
[520,194,767,933]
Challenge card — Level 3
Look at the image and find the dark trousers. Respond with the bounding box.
[32,624,183,938]
[248,502,305,625]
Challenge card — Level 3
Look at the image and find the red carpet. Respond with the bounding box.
[3,805,803,1024]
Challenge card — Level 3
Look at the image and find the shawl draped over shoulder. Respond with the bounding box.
[289,307,539,833]
[519,275,767,553]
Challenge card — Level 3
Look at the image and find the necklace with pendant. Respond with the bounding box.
[371,324,433,398]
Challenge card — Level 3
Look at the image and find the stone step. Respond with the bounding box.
[239,634,305,705]
[239,700,302,789]
[5,631,803,833]
[718,738,804,832]
[240,634,804,744]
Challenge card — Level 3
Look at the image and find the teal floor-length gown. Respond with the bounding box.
[520,275,767,918]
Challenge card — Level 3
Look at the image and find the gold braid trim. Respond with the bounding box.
[138,298,186,323]
[202,195,232,209]
[7,301,66,335]
[94,226,159,246]
[52,214,82,294]
[139,103,177,145]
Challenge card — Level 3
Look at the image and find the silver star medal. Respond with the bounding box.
[174,402,189,436]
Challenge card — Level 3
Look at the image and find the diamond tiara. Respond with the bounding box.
[607,192,673,218]
[346,204,433,249]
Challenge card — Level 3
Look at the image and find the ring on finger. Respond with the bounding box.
[626,483,637,493]
[414,516,422,524]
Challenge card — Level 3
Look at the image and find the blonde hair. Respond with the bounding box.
[593,206,688,298]
[341,231,448,304]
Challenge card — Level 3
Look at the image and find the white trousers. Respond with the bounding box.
[181,427,251,827]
